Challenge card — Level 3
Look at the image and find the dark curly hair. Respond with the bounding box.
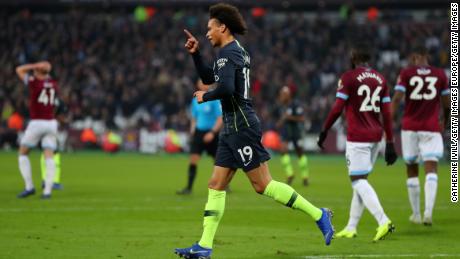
[209,3,247,35]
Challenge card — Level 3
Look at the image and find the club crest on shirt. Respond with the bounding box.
[217,58,228,70]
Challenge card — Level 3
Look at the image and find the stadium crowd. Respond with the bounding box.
[0,6,449,139]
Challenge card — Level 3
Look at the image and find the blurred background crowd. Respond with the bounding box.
[0,3,449,150]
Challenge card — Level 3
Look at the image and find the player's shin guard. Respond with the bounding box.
[281,154,294,177]
[352,179,389,226]
[298,155,309,178]
[198,189,226,249]
[424,173,438,219]
[406,177,421,217]
[263,180,322,220]
[43,158,56,195]
[19,155,34,190]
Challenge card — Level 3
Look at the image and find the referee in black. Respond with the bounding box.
[177,79,223,195]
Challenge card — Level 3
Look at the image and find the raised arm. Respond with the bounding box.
[15,61,51,83]
[184,29,215,84]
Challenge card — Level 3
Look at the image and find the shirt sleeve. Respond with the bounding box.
[203,51,236,102]
[440,69,450,96]
[191,52,215,85]
[381,80,391,104]
[336,74,350,101]
[394,70,407,93]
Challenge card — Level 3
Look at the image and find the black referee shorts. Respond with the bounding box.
[215,124,271,172]
[190,129,218,157]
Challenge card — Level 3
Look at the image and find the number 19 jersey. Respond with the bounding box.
[336,66,391,142]
[395,66,449,132]
[26,75,58,120]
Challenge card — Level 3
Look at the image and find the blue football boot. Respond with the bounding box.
[174,243,212,259]
[316,208,335,245]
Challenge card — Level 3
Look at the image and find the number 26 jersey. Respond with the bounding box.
[336,66,391,142]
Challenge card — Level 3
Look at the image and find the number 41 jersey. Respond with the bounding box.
[25,75,58,120]
[336,66,391,142]
[395,66,449,132]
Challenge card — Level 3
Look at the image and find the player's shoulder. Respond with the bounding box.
[218,40,247,66]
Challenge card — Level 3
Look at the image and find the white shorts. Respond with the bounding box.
[401,130,444,164]
[20,119,58,151]
[345,141,379,176]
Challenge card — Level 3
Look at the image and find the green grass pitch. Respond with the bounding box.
[0,151,458,258]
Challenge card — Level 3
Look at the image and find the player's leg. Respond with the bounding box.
[41,152,62,190]
[174,166,235,258]
[177,153,200,195]
[246,162,334,245]
[41,121,58,199]
[17,121,40,198]
[294,141,309,186]
[347,142,393,241]
[17,145,35,198]
[280,141,294,185]
[401,130,422,223]
[335,189,362,238]
[177,131,203,195]
[419,131,444,225]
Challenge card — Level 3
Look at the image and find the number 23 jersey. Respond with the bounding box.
[395,66,449,132]
[336,66,390,142]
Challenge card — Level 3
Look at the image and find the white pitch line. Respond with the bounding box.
[299,254,457,258]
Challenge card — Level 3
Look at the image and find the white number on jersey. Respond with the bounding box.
[358,84,382,112]
[237,145,253,164]
[243,67,250,99]
[37,88,56,106]
[409,76,438,100]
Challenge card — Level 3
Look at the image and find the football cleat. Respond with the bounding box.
[423,216,432,226]
[409,214,422,224]
[174,243,212,259]
[315,208,335,245]
[373,221,395,242]
[335,228,357,238]
[17,188,36,198]
[41,194,52,200]
[176,188,192,195]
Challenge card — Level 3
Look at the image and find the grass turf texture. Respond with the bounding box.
[0,151,458,259]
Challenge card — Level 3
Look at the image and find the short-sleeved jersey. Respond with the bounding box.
[278,99,304,132]
[210,40,259,135]
[336,66,391,142]
[395,66,449,132]
[25,75,58,120]
[190,98,222,131]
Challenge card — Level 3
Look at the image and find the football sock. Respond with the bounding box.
[424,173,438,219]
[281,154,294,177]
[406,177,421,216]
[43,158,56,195]
[18,155,33,191]
[199,188,226,248]
[263,180,322,220]
[41,153,62,183]
[346,190,364,231]
[186,164,197,190]
[298,155,309,178]
[352,179,389,226]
